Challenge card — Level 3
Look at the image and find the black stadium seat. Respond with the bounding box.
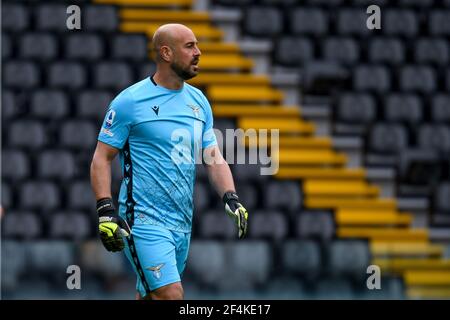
[245,7,283,37]
[19,33,58,61]
[65,34,104,61]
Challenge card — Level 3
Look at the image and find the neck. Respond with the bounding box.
[153,68,184,90]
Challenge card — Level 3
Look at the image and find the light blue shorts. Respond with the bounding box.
[123,223,191,298]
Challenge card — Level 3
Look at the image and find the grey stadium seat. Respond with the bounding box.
[327,240,370,278]
[3,33,11,59]
[112,35,148,61]
[49,211,91,240]
[400,66,436,94]
[383,9,418,37]
[323,38,359,65]
[249,210,288,240]
[351,0,387,4]
[414,38,449,65]
[48,62,86,89]
[37,150,76,180]
[31,90,69,119]
[314,278,354,299]
[199,210,236,239]
[305,0,343,5]
[19,33,58,61]
[275,37,314,66]
[94,62,133,90]
[2,241,27,290]
[245,7,283,37]
[2,4,29,32]
[60,120,97,149]
[79,240,127,276]
[2,91,17,121]
[353,65,391,93]
[65,34,104,61]
[291,8,328,36]
[369,124,408,153]
[235,182,258,211]
[232,163,269,182]
[337,9,370,36]
[4,61,40,89]
[193,180,210,213]
[77,90,112,120]
[399,0,433,7]
[20,181,60,210]
[429,11,450,36]
[435,182,450,213]
[384,94,423,124]
[296,211,334,240]
[2,211,42,239]
[84,5,118,32]
[432,95,450,123]
[36,4,69,31]
[9,120,47,149]
[2,150,30,181]
[28,241,74,273]
[188,241,226,287]
[68,181,96,211]
[369,38,405,65]
[138,62,157,80]
[337,93,376,123]
[2,182,12,210]
[282,240,321,279]
[418,125,450,154]
[264,181,301,211]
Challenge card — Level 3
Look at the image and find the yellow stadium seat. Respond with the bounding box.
[208,86,284,103]
[407,287,450,299]
[189,74,269,86]
[238,118,314,134]
[303,180,380,197]
[373,258,450,272]
[404,271,450,286]
[305,197,397,210]
[371,242,444,257]
[95,0,193,7]
[336,212,412,226]
[337,228,429,242]
[197,54,253,71]
[121,22,223,40]
[276,167,365,180]
[121,9,209,22]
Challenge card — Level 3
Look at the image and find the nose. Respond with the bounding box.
[194,45,201,57]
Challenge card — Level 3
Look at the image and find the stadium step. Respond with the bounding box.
[122,9,209,22]
[336,211,413,226]
[245,136,332,148]
[238,118,314,134]
[337,228,429,242]
[305,197,397,210]
[303,180,380,197]
[275,167,366,180]
[274,150,347,166]
[404,271,450,286]
[121,22,223,40]
[213,105,299,118]
[209,86,284,103]
[189,74,270,86]
[371,242,445,258]
[95,0,193,8]
[373,258,450,272]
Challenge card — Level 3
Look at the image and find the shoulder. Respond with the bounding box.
[184,82,211,108]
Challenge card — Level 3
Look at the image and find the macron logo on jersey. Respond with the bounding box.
[152,105,160,116]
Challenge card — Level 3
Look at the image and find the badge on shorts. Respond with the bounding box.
[147,263,165,279]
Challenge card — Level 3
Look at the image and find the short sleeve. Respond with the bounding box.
[97,90,134,149]
[200,94,218,149]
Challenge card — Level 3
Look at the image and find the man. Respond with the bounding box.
[90,24,249,300]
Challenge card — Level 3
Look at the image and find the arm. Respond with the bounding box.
[90,141,119,200]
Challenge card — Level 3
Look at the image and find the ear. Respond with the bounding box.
[160,46,172,62]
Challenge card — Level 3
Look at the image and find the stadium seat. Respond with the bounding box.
[28,241,74,273]
[199,210,236,239]
[296,211,335,240]
[414,38,449,65]
[369,123,409,153]
[76,90,112,120]
[137,62,157,81]
[60,120,98,150]
[275,37,314,66]
[65,34,104,61]
[264,181,302,211]
[36,4,69,31]
[48,62,86,89]
[1,241,27,290]
[353,65,391,93]
[49,211,92,240]
[8,120,47,149]
[244,7,283,37]
[383,9,418,37]
[4,61,40,89]
[2,33,11,59]
[384,94,423,124]
[19,33,58,61]
[429,11,450,36]
[193,181,210,213]
[84,5,118,32]
[369,38,405,65]
[282,240,322,278]
[111,35,147,61]
[435,182,450,213]
[400,66,436,94]
[314,277,354,299]
[188,241,226,287]
[94,62,133,89]
[31,90,69,119]
[399,0,433,7]
[327,240,370,278]
[249,210,288,240]
[79,240,127,277]
[2,150,30,181]
[2,90,16,121]
[305,0,344,5]
[302,61,350,95]
[323,37,360,65]
[2,3,29,32]
[19,181,60,210]
[337,93,376,123]
[68,181,96,211]
[2,211,42,239]
[214,0,253,5]
[291,8,328,36]
[2,182,12,210]
[37,150,77,180]
[264,276,305,299]
[432,94,450,123]
[235,182,259,211]
[337,9,370,36]
[398,148,443,186]
[418,125,450,154]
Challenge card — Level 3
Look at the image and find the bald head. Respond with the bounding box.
[152,24,196,62]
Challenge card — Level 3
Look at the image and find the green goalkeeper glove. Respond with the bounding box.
[97,198,131,252]
[223,191,248,239]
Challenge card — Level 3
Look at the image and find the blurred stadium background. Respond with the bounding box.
[2,0,450,300]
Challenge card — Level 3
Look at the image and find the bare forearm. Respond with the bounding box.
[206,161,236,198]
[90,156,113,201]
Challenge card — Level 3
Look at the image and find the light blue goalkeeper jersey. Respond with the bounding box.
[98,76,217,233]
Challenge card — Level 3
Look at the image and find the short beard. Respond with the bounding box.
[170,61,197,80]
